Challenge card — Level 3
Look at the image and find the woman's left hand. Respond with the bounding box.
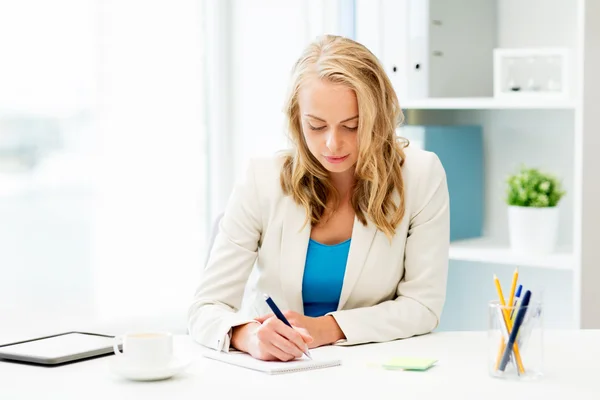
[256,310,345,348]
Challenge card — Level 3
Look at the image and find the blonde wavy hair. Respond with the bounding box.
[280,35,407,239]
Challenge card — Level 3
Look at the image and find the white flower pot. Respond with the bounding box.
[508,206,559,254]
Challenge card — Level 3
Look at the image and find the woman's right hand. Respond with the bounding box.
[231,317,313,361]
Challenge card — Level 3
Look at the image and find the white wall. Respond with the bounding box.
[578,0,600,329]
[497,0,577,49]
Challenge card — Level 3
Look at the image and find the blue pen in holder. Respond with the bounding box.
[487,298,544,380]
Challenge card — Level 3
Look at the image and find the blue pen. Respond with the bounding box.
[499,290,531,372]
[264,294,313,359]
[510,284,523,320]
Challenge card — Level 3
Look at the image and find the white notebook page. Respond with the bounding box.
[203,350,341,375]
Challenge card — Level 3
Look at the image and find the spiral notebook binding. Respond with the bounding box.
[269,360,341,375]
[203,350,341,374]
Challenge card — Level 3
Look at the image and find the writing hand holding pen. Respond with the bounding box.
[230,297,313,362]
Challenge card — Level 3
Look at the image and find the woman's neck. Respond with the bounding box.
[329,168,356,201]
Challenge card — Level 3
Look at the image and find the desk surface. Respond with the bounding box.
[2,330,599,400]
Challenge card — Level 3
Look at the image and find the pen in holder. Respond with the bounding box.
[488,299,543,380]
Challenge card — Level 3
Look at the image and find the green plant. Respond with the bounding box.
[506,166,566,207]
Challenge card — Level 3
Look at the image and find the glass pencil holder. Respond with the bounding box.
[487,300,543,380]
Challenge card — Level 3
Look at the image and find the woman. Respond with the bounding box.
[188,35,449,362]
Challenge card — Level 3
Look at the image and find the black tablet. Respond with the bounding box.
[0,331,119,366]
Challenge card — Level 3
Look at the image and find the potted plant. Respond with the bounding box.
[506,166,566,254]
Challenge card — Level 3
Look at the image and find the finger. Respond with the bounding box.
[256,324,299,360]
[274,322,310,354]
[294,326,314,343]
[262,343,295,362]
[255,313,274,323]
[268,332,304,359]
[257,334,297,361]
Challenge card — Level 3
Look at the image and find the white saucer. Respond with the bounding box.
[109,356,191,381]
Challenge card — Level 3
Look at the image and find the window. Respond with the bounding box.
[1,0,207,335]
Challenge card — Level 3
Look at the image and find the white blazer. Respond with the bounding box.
[188,145,450,351]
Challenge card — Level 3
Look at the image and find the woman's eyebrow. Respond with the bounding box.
[340,115,358,123]
[304,114,359,123]
[304,114,326,122]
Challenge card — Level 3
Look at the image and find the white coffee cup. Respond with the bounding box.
[113,332,173,368]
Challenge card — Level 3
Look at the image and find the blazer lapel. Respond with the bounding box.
[337,216,378,310]
[279,199,311,313]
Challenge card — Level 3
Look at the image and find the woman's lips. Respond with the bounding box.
[324,154,349,164]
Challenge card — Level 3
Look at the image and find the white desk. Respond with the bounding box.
[2,330,599,400]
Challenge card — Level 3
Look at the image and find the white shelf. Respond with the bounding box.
[402,97,577,110]
[449,238,574,270]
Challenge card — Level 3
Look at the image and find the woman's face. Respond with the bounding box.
[298,79,359,176]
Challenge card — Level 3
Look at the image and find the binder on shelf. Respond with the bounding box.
[406,0,496,99]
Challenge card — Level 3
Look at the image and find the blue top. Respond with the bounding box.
[301,238,351,318]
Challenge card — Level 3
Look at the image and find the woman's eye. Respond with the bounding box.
[344,126,358,131]
[309,124,326,131]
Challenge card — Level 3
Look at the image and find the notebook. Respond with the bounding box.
[203,350,341,375]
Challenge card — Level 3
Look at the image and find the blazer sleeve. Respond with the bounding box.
[187,159,262,351]
[329,153,450,346]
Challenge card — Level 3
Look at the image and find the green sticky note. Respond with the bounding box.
[382,357,438,371]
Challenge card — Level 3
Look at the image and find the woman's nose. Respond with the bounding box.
[326,129,341,152]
